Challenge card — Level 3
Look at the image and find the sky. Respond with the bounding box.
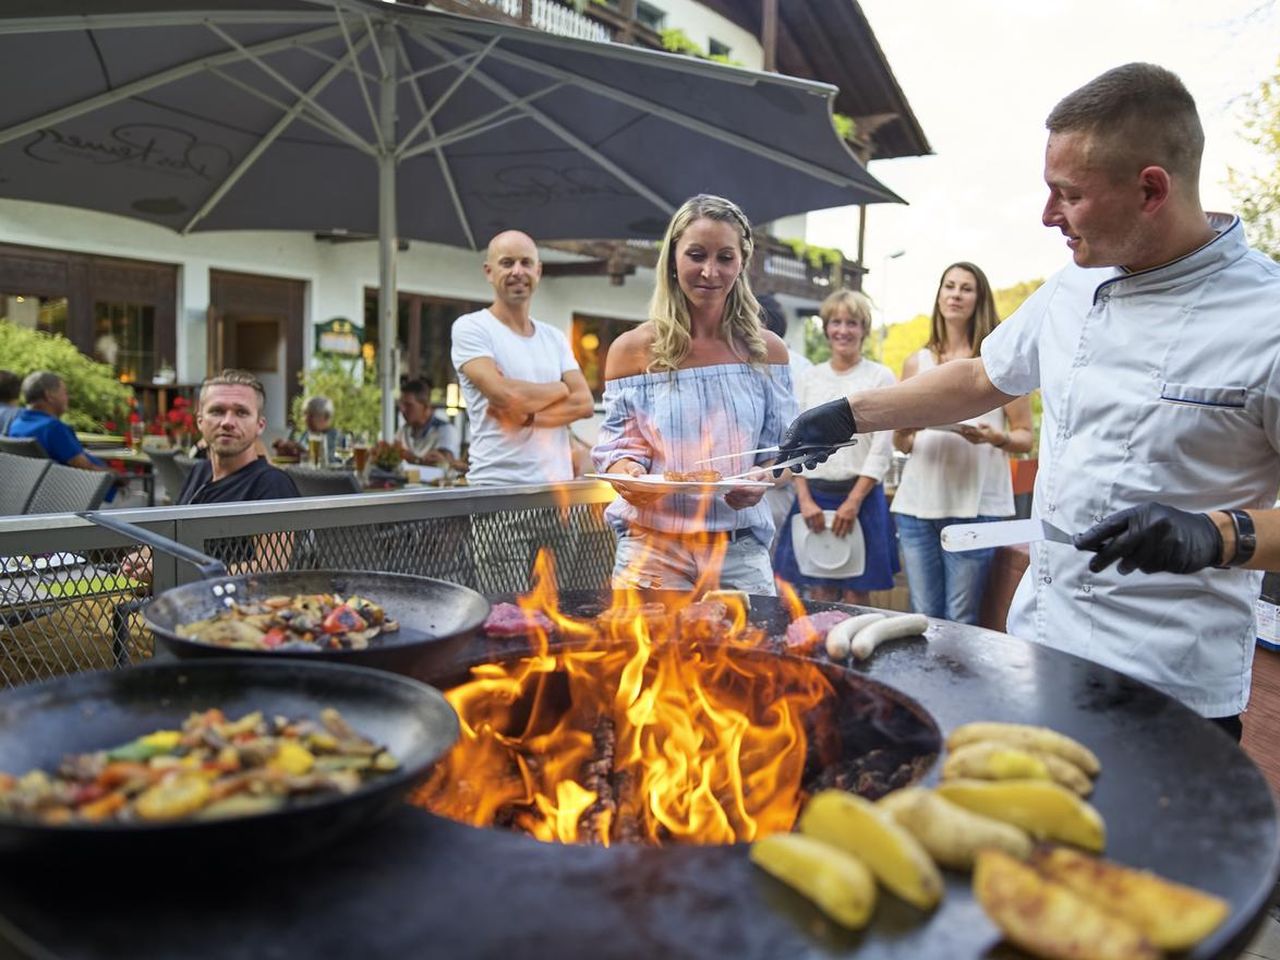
[806,0,1280,327]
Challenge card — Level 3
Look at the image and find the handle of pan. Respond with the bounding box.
[79,511,231,580]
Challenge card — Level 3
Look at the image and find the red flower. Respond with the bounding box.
[128,411,141,424]
[103,420,117,432]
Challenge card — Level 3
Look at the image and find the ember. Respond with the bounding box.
[413,552,939,846]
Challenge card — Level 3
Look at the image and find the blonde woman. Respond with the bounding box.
[891,262,1033,623]
[591,195,795,594]
[773,290,899,605]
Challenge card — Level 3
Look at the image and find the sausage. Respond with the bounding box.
[824,613,887,660]
[849,613,929,661]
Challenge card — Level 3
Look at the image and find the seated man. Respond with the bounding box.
[285,395,339,465]
[123,371,298,583]
[395,378,460,467]
[178,370,299,505]
[8,372,120,499]
[0,369,20,436]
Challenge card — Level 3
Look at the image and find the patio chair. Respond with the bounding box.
[0,436,48,459]
[25,463,113,514]
[148,449,198,504]
[282,466,362,498]
[0,452,51,515]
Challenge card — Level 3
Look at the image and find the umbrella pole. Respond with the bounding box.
[377,25,398,443]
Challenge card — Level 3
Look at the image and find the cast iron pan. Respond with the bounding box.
[82,512,490,682]
[0,659,459,862]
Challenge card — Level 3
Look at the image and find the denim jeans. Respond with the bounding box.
[895,514,1004,624]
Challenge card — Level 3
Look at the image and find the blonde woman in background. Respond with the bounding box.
[592,194,796,595]
[773,290,899,605]
[891,261,1033,623]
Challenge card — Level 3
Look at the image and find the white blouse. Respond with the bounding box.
[890,349,1014,519]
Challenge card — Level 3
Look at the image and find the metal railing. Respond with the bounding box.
[474,0,610,41]
[0,482,619,689]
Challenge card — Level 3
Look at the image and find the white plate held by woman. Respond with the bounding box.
[790,511,866,579]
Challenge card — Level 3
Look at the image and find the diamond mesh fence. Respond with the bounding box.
[0,498,617,689]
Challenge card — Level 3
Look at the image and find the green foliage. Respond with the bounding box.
[832,112,858,142]
[781,238,845,272]
[994,278,1044,320]
[660,27,703,57]
[1229,58,1280,262]
[802,314,831,365]
[291,354,383,438]
[0,321,134,431]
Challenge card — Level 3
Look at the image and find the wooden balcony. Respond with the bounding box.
[544,235,865,301]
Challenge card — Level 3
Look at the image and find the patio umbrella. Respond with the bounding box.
[0,0,903,437]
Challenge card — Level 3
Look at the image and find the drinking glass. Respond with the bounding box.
[351,433,370,477]
[334,432,354,468]
[307,432,325,469]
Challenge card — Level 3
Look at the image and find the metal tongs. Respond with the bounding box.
[697,439,859,478]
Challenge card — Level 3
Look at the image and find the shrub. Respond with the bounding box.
[290,354,383,438]
[0,321,134,431]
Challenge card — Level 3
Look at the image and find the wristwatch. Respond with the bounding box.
[1226,509,1257,567]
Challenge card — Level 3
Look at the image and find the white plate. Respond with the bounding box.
[925,423,968,433]
[791,512,865,579]
[585,473,771,496]
[31,552,86,571]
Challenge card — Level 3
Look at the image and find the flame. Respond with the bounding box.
[413,549,836,846]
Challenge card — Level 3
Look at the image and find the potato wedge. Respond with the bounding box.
[1031,845,1229,950]
[943,742,1093,796]
[947,722,1100,777]
[936,779,1105,852]
[749,832,876,929]
[878,787,1032,870]
[798,789,943,910]
[974,848,1158,960]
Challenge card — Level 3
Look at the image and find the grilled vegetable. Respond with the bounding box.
[943,742,1093,796]
[936,779,1105,852]
[798,789,943,910]
[1030,845,1229,950]
[878,787,1032,870]
[750,832,877,929]
[974,848,1157,960]
[947,722,1101,777]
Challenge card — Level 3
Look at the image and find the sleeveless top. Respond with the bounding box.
[890,348,1015,519]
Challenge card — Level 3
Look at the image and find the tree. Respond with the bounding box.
[1229,57,1280,261]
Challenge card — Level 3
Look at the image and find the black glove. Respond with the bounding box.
[774,398,857,476]
[1074,502,1223,575]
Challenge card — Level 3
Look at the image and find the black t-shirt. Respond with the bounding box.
[177,457,299,506]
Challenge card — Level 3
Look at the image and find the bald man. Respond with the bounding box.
[450,230,593,486]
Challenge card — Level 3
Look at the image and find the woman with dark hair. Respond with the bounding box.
[591,194,795,595]
[773,289,899,605]
[890,262,1033,623]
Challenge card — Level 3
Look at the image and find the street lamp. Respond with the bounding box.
[880,248,906,326]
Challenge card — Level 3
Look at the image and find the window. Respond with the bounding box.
[363,290,487,404]
[0,294,67,337]
[708,38,732,59]
[571,313,636,399]
[94,301,156,384]
[636,1,665,31]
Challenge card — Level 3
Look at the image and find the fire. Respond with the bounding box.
[413,550,837,846]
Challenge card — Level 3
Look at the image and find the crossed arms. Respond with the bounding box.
[460,358,594,428]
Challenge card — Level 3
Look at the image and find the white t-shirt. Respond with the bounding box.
[796,359,896,483]
[890,349,1014,518]
[451,309,580,486]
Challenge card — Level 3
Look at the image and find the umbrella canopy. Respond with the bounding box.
[0,0,903,436]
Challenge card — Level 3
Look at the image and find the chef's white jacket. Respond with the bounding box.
[981,214,1280,716]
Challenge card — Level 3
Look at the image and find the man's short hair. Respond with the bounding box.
[757,294,788,338]
[0,370,21,404]
[1046,62,1203,182]
[399,378,433,404]
[200,369,266,413]
[20,371,62,405]
[303,395,334,420]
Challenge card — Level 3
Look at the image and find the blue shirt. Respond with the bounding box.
[592,362,796,546]
[8,409,100,465]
